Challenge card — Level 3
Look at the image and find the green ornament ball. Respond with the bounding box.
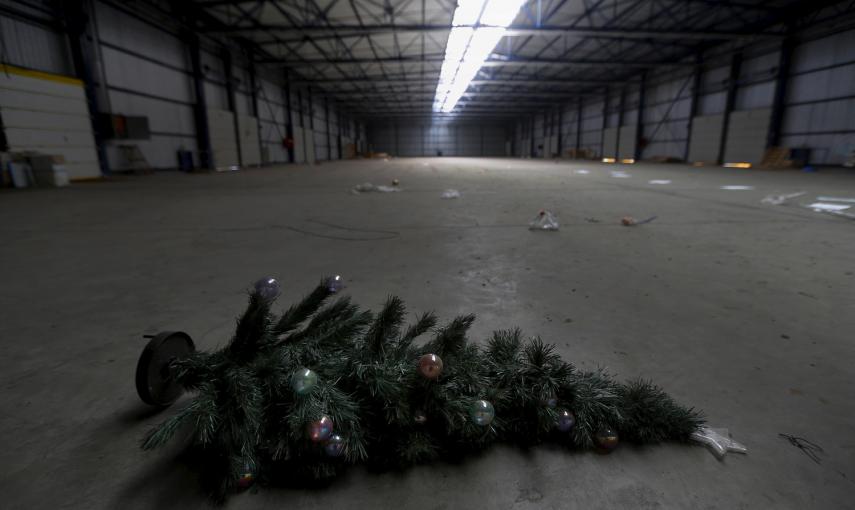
[469,399,495,426]
[291,368,318,395]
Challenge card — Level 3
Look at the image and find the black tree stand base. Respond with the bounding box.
[135,331,195,406]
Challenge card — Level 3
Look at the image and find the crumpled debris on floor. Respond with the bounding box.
[352,182,401,194]
[691,427,747,459]
[621,215,658,226]
[529,209,559,231]
[440,189,461,199]
[761,191,806,205]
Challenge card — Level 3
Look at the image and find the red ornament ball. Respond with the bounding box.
[308,415,334,442]
[236,472,255,490]
[417,353,444,380]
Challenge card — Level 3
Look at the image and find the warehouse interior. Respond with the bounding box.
[2,0,855,509]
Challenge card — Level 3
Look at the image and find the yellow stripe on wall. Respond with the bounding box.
[0,64,83,87]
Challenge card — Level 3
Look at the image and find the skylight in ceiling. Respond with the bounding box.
[433,0,526,113]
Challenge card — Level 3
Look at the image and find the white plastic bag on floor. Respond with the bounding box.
[529,210,559,231]
[441,189,461,199]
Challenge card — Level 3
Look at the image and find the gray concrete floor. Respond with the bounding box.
[2,158,854,509]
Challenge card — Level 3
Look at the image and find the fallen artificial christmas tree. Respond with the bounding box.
[135,276,735,502]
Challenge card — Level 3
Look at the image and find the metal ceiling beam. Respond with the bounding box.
[356,112,522,118]
[323,90,592,98]
[209,23,777,41]
[293,77,628,86]
[258,55,692,68]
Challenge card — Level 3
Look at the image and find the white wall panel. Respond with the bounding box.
[0,67,99,179]
[237,114,261,166]
[723,108,772,164]
[602,127,618,158]
[207,108,239,168]
[688,114,724,163]
[618,126,637,160]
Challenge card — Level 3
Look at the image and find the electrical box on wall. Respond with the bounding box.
[98,114,150,140]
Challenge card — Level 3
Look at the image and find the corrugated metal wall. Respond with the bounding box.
[782,29,855,165]
[515,27,855,167]
[366,120,511,157]
[0,9,70,75]
[0,1,357,171]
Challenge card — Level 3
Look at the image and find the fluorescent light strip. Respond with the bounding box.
[433,0,526,113]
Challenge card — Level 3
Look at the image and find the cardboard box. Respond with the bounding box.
[33,164,69,187]
[27,154,66,172]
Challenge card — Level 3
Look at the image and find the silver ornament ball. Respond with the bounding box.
[327,275,344,293]
[324,434,346,457]
[253,277,281,302]
[556,409,576,432]
[469,399,495,426]
[291,368,318,396]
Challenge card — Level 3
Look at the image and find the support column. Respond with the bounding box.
[684,54,703,162]
[248,57,263,165]
[296,88,305,162]
[718,51,743,165]
[616,87,626,158]
[324,96,331,160]
[187,31,213,169]
[556,106,563,157]
[768,34,795,149]
[635,70,647,161]
[65,0,109,174]
[529,115,535,158]
[575,97,583,152]
[222,48,242,166]
[337,110,343,160]
[600,87,609,158]
[542,111,547,157]
[307,87,314,161]
[283,70,294,163]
